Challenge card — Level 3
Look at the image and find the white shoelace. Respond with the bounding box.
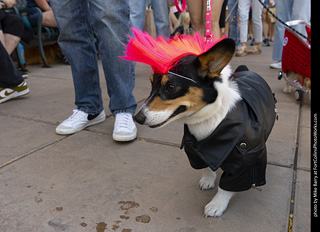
[115,113,133,131]
[66,109,87,122]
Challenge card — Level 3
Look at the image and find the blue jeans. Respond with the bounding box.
[227,0,240,47]
[50,0,137,116]
[272,0,310,61]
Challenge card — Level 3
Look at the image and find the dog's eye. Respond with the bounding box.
[165,83,176,92]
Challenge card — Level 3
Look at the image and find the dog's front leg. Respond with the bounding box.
[199,167,216,190]
[204,187,235,217]
[283,82,292,94]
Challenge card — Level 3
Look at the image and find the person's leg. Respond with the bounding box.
[251,0,263,43]
[1,13,24,54]
[0,41,24,88]
[0,30,5,48]
[42,10,58,28]
[236,0,250,56]
[152,0,170,37]
[0,41,29,103]
[247,0,263,54]
[210,0,224,40]
[186,0,204,35]
[238,0,250,44]
[88,0,137,116]
[227,0,240,46]
[269,21,274,42]
[272,0,292,61]
[292,0,311,35]
[129,0,146,30]
[262,8,268,41]
[219,0,228,36]
[2,33,20,54]
[89,0,137,141]
[50,0,103,115]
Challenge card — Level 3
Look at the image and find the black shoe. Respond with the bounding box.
[250,38,255,46]
[263,38,270,46]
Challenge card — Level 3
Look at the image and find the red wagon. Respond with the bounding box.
[278,20,311,101]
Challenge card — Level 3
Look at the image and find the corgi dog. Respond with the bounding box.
[122,30,277,217]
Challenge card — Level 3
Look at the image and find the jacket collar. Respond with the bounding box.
[180,101,246,170]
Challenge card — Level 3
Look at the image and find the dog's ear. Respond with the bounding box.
[196,38,235,79]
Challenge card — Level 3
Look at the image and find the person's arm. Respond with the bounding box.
[1,0,16,9]
[34,0,51,11]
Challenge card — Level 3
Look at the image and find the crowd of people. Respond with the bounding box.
[0,0,311,142]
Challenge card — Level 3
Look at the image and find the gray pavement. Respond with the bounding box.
[0,45,311,232]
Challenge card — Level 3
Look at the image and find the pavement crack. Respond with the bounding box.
[0,113,59,126]
[0,136,68,169]
[136,137,180,148]
[287,102,303,232]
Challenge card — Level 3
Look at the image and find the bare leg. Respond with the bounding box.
[0,30,4,47]
[42,11,58,28]
[262,8,268,41]
[187,0,204,35]
[210,0,224,40]
[1,32,20,55]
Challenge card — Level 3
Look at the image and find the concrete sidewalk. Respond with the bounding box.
[0,45,311,232]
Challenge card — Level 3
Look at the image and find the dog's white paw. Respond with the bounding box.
[199,175,215,190]
[204,199,228,217]
[203,187,234,217]
[283,83,292,94]
[199,168,216,190]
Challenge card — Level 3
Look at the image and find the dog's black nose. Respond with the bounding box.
[134,111,146,125]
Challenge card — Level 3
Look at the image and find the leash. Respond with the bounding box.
[224,0,238,23]
[257,0,310,42]
[205,0,212,40]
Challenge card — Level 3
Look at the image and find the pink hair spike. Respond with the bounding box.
[121,28,226,74]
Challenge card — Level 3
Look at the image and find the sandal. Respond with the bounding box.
[235,45,247,57]
[247,44,261,55]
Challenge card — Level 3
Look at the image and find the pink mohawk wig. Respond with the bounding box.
[121,28,226,74]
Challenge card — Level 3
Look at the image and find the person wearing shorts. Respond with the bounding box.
[26,0,57,28]
[0,0,24,54]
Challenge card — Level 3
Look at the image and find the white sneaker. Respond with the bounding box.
[113,113,137,142]
[0,81,30,103]
[269,61,282,69]
[56,109,106,135]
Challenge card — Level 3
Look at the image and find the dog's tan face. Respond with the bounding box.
[134,39,235,128]
[137,73,208,128]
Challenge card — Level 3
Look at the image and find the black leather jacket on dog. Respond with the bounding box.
[180,70,277,192]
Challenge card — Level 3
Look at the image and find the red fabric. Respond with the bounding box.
[305,25,311,45]
[281,28,311,80]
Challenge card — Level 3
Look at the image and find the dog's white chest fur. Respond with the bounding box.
[184,65,241,141]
